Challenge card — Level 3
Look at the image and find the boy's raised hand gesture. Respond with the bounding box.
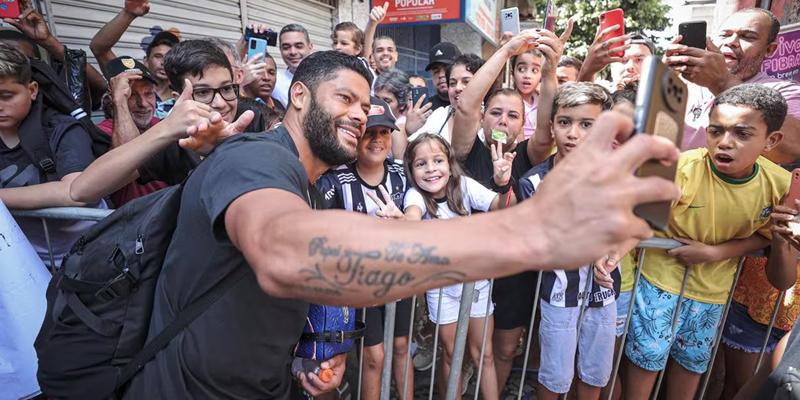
[370,2,389,24]
[491,142,516,187]
[124,0,150,17]
[161,79,253,154]
[366,185,404,219]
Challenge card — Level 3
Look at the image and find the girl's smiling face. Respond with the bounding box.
[411,140,451,198]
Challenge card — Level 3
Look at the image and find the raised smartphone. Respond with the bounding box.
[784,169,800,209]
[633,56,688,231]
[599,8,625,58]
[247,38,268,61]
[0,0,21,19]
[410,86,427,106]
[245,27,278,46]
[544,0,556,31]
[501,7,520,36]
[678,21,707,49]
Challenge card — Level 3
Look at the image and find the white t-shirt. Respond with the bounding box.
[273,68,294,108]
[404,175,495,219]
[404,176,496,296]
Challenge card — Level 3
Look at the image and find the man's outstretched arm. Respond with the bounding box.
[226,112,681,307]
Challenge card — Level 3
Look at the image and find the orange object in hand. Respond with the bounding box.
[318,368,334,383]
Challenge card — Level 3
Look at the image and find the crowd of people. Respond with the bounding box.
[3,1,800,399]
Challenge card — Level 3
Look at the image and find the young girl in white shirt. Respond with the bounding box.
[403,133,515,400]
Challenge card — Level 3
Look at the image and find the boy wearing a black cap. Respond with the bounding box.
[315,96,414,400]
[425,42,461,111]
[89,0,179,117]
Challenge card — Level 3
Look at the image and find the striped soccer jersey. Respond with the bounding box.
[518,156,621,308]
[315,160,407,216]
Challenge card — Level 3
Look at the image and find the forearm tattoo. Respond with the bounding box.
[299,237,465,298]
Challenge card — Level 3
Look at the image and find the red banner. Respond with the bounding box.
[375,0,463,25]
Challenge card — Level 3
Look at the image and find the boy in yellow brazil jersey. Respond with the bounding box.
[595,83,797,400]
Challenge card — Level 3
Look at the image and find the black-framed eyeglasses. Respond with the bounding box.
[192,84,240,104]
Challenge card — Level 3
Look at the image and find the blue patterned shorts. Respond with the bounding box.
[624,277,723,374]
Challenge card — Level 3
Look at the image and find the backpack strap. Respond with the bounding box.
[17,96,59,181]
[115,265,250,388]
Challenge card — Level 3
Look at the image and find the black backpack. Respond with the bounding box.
[20,60,112,182]
[34,182,248,399]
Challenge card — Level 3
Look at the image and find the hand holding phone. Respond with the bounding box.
[245,27,277,47]
[410,87,426,106]
[678,21,707,49]
[599,9,625,58]
[501,7,520,36]
[633,56,687,230]
[247,38,268,61]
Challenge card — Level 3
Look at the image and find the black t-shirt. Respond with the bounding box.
[462,136,532,201]
[138,105,267,185]
[0,113,93,187]
[125,127,310,399]
[426,93,450,111]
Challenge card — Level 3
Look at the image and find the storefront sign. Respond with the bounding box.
[377,0,463,25]
[762,23,800,82]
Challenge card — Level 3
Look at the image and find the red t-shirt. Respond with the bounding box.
[96,118,169,207]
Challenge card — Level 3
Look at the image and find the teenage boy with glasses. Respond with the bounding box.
[69,40,259,203]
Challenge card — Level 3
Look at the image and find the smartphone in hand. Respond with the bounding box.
[0,0,21,19]
[410,86,427,106]
[678,21,707,49]
[784,169,800,210]
[633,56,688,231]
[599,8,625,58]
[501,7,520,36]
[247,38,268,61]
[245,27,278,46]
[544,0,556,31]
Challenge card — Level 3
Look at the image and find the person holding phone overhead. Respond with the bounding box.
[664,8,800,164]
[578,9,631,83]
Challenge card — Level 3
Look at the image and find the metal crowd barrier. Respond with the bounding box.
[11,207,113,273]
[11,208,790,400]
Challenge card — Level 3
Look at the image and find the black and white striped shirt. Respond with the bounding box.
[315,161,406,215]
[519,156,621,308]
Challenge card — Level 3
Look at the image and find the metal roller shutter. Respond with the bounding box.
[245,0,334,69]
[44,0,243,63]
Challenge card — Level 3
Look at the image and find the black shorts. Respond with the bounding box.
[360,297,414,347]
[492,271,539,330]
